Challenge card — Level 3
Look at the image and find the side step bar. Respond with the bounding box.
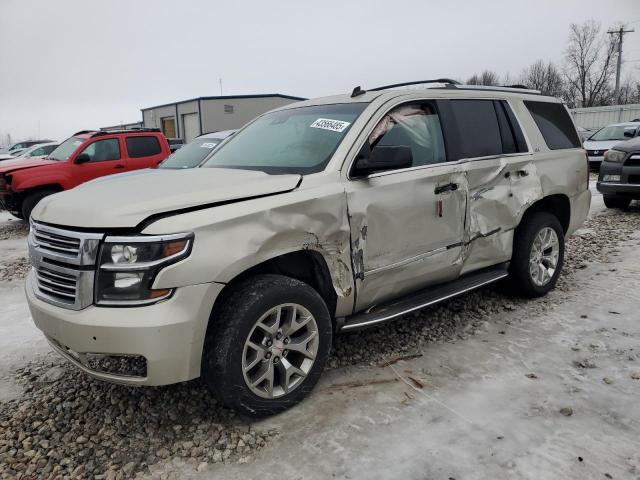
[339,263,509,332]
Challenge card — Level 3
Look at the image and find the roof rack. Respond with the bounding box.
[72,130,98,136]
[355,79,543,97]
[370,78,461,92]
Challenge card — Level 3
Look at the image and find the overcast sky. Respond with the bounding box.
[1,0,639,143]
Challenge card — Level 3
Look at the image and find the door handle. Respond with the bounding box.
[114,164,125,170]
[434,183,459,194]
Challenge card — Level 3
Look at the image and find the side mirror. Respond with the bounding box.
[75,153,91,164]
[624,130,635,138]
[352,143,413,177]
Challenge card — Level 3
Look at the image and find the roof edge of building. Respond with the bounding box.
[141,94,307,111]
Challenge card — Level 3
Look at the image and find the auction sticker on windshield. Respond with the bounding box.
[200,142,218,148]
[310,118,351,133]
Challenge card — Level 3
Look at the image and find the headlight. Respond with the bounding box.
[604,149,626,163]
[95,232,193,306]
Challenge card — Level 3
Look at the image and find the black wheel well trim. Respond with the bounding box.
[209,250,338,326]
[519,194,571,233]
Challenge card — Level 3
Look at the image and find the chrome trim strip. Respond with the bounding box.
[598,182,640,187]
[103,232,193,243]
[341,272,508,331]
[363,246,449,278]
[30,221,103,266]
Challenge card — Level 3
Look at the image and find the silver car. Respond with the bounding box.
[26,81,590,416]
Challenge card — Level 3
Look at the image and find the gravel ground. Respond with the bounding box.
[1,204,639,479]
[0,257,30,282]
[0,220,28,241]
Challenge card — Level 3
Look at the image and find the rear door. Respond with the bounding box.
[124,135,166,171]
[443,98,540,274]
[70,137,127,186]
[346,100,467,311]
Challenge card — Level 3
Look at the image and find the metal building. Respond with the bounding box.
[570,104,640,130]
[140,94,305,142]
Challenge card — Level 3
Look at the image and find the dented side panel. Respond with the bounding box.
[145,179,356,317]
[346,166,467,311]
[461,155,543,274]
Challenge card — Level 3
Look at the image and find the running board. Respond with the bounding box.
[339,263,509,332]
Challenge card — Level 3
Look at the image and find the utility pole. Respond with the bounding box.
[608,26,634,104]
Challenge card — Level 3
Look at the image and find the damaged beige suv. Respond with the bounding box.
[26,79,590,415]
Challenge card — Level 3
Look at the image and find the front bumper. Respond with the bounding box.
[596,182,640,196]
[26,271,224,386]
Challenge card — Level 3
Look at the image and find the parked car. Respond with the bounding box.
[25,81,590,416]
[166,138,184,153]
[0,128,169,219]
[583,121,640,170]
[576,126,594,142]
[596,135,640,208]
[5,142,59,160]
[159,130,236,169]
[0,139,55,155]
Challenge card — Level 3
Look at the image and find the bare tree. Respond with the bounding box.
[520,60,565,97]
[466,70,500,86]
[564,20,617,107]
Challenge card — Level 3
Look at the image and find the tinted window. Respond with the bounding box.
[524,101,581,150]
[450,100,503,158]
[126,136,162,158]
[79,139,121,162]
[369,102,446,167]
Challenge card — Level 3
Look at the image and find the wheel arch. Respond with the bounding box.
[211,250,339,324]
[518,194,571,234]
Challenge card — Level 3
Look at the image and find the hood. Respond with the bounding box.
[610,136,640,153]
[0,157,57,173]
[583,139,625,151]
[32,167,302,229]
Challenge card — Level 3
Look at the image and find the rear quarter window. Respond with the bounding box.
[524,101,581,150]
[125,136,162,158]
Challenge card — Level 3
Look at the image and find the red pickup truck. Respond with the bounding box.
[0,129,170,219]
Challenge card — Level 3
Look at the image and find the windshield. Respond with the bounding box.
[49,136,85,161]
[159,137,226,169]
[201,103,367,174]
[589,125,637,141]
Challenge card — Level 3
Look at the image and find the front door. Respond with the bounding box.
[71,137,126,186]
[346,101,467,311]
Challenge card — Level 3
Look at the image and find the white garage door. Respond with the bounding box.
[182,113,200,143]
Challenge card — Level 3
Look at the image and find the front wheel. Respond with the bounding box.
[21,190,56,220]
[603,195,631,209]
[202,274,332,417]
[510,212,565,298]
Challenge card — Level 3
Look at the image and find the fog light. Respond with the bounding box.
[603,175,621,182]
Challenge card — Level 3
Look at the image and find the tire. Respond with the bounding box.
[21,190,56,220]
[202,274,332,417]
[510,211,565,298]
[603,195,631,209]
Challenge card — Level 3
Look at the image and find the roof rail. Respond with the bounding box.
[370,78,461,92]
[95,127,161,136]
[72,130,98,136]
[451,84,542,95]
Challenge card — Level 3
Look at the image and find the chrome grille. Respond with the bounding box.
[33,227,81,257]
[34,265,78,304]
[28,221,104,310]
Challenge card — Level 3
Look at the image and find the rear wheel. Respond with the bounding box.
[603,195,631,209]
[202,274,332,417]
[510,212,564,298]
[21,190,57,220]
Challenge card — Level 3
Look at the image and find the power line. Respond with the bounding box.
[607,27,635,102]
